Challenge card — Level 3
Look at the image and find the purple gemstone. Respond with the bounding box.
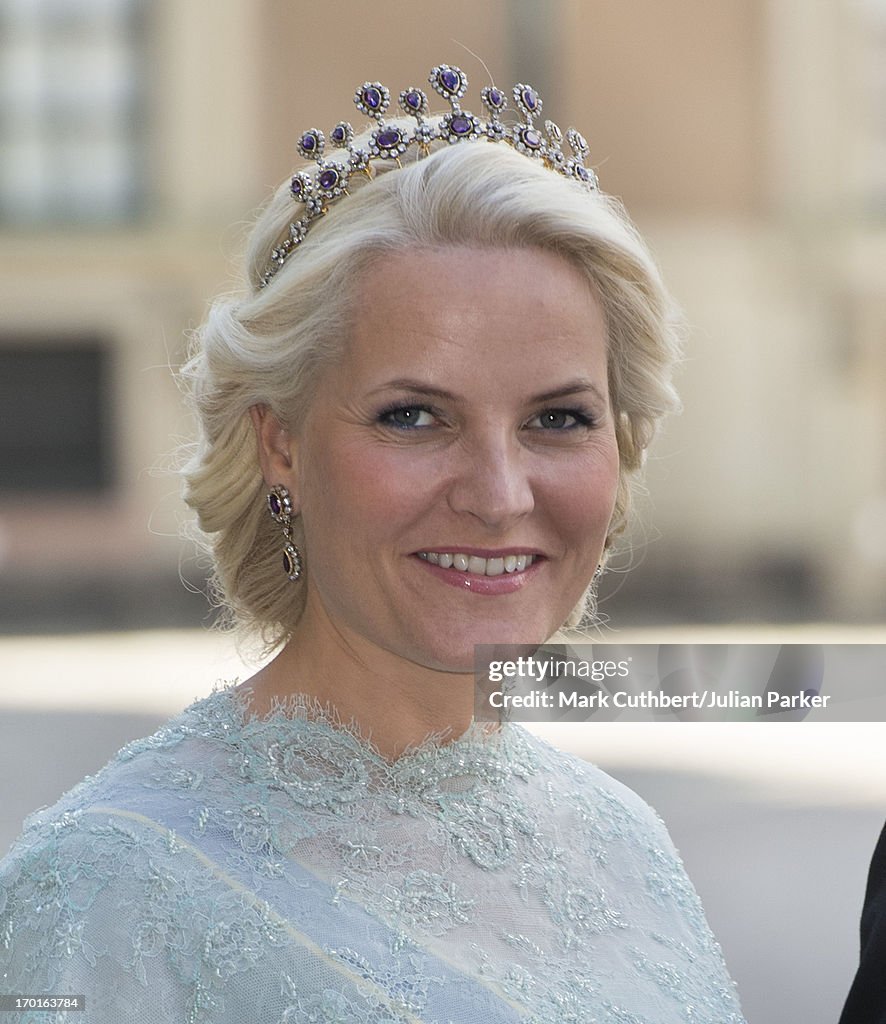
[376,128,402,149]
[290,177,304,199]
[301,132,318,152]
[269,494,281,516]
[521,127,542,149]
[488,87,504,108]
[283,550,293,574]
[575,165,590,181]
[440,68,460,92]
[363,86,382,110]
[318,168,340,190]
[450,114,472,135]
[331,125,346,143]
[405,90,422,110]
[521,87,538,111]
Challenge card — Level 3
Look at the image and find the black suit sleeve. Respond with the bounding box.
[839,822,886,1024]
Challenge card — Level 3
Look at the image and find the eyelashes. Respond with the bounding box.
[377,402,599,432]
[377,403,439,430]
[526,409,595,430]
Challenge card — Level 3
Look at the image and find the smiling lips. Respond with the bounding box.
[417,551,538,577]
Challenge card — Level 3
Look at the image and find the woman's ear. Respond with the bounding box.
[249,405,298,502]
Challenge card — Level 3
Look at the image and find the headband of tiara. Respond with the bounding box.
[260,63,599,288]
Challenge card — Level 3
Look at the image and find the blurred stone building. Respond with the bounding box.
[0,0,884,631]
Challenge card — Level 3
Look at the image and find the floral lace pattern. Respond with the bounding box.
[0,685,746,1023]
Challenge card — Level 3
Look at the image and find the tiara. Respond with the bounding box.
[259,64,599,287]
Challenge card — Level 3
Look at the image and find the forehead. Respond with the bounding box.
[343,246,607,382]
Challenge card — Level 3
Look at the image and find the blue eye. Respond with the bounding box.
[528,408,593,430]
[379,404,437,429]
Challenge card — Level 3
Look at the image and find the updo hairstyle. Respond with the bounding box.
[181,136,682,646]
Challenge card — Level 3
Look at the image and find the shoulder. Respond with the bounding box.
[7,688,242,845]
[514,727,715,923]
[0,693,292,1020]
[506,727,746,1020]
[0,688,248,977]
[514,725,674,841]
[1,809,291,1021]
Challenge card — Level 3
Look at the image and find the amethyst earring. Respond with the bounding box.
[266,485,303,582]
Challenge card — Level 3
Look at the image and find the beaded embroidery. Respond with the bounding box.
[0,686,745,1023]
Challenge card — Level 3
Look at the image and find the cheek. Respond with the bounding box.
[302,439,434,543]
[538,447,620,537]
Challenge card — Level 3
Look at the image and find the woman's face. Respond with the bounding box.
[286,246,618,672]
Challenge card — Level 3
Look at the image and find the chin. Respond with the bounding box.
[410,616,560,674]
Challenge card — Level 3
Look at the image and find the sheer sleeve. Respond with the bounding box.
[0,809,300,1024]
[2,814,188,1021]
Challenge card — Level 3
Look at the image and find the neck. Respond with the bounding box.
[239,596,478,760]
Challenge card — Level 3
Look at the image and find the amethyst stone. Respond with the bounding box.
[318,168,340,190]
[521,87,539,111]
[283,550,294,575]
[290,177,304,199]
[450,114,472,135]
[300,132,318,153]
[362,86,382,110]
[331,125,346,144]
[404,90,422,110]
[574,165,591,182]
[376,128,402,149]
[268,493,282,517]
[521,127,542,149]
[488,87,504,108]
[439,68,460,92]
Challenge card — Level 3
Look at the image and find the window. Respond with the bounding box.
[0,0,146,224]
[0,340,114,492]
[848,0,886,215]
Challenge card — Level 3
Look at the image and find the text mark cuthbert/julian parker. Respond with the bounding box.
[474,643,885,723]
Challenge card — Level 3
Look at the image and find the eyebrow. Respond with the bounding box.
[371,378,608,405]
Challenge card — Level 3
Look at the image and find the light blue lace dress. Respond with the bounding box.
[0,686,745,1023]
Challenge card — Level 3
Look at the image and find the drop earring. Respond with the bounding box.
[266,485,303,582]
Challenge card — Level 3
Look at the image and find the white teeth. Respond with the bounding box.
[418,551,536,576]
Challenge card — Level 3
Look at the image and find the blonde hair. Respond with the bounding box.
[181,139,682,646]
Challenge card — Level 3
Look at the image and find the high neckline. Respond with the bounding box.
[182,684,539,799]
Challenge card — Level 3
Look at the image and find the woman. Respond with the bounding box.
[0,65,746,1022]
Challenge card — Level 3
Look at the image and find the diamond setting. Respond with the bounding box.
[296,129,324,160]
[330,122,353,147]
[259,64,600,288]
[370,125,408,158]
[440,110,481,144]
[354,82,391,119]
[430,64,468,102]
[399,87,428,117]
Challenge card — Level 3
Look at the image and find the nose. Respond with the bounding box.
[445,429,535,529]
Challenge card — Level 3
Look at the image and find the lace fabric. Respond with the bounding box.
[0,685,746,1023]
